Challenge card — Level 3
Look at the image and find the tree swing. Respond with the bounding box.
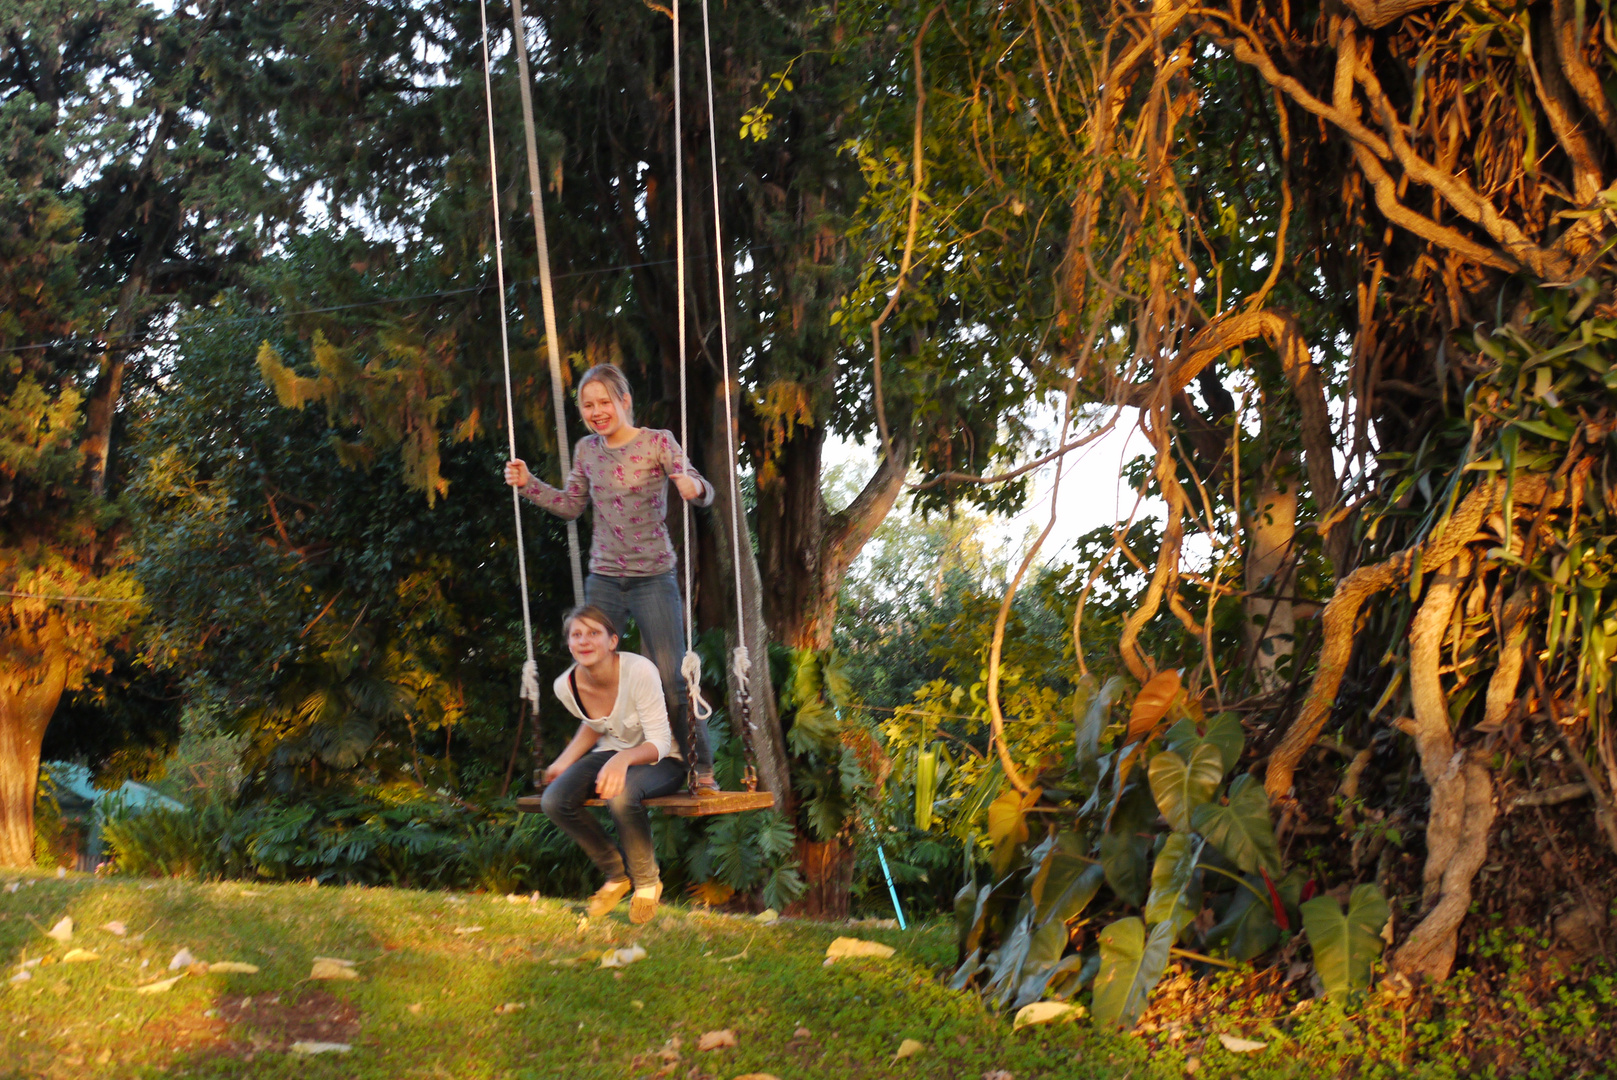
[473,0,775,818]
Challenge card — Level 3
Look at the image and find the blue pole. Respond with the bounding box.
[866,815,908,930]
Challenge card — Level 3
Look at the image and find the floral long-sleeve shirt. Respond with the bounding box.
[520,428,715,577]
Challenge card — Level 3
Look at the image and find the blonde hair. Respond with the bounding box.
[576,364,634,425]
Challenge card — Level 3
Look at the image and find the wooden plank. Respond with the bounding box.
[515,791,775,818]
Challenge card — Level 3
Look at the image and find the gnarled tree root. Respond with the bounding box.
[1390,752,1496,981]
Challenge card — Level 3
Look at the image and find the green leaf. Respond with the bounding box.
[1143,833,1204,932]
[1098,830,1150,907]
[1091,916,1175,1029]
[1076,675,1124,768]
[1302,884,1389,996]
[1149,744,1224,831]
[1205,879,1281,961]
[1202,713,1246,775]
[914,747,939,832]
[1190,774,1280,875]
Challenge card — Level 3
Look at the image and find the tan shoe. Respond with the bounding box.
[629,882,663,925]
[694,772,722,797]
[585,878,632,918]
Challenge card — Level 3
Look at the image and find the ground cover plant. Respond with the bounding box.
[3,870,1613,1079]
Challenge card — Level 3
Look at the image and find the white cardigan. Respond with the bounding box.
[552,652,678,762]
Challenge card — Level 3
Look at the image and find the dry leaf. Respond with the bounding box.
[135,976,183,995]
[754,908,780,925]
[290,1041,351,1054]
[452,926,484,935]
[657,1035,682,1063]
[309,958,359,981]
[732,1075,784,1080]
[168,948,195,971]
[61,949,99,964]
[632,1000,644,1009]
[208,961,260,974]
[101,921,127,937]
[895,1038,925,1059]
[3,882,17,893]
[8,970,31,984]
[45,917,72,943]
[407,1003,423,1015]
[1127,670,1183,742]
[600,944,647,969]
[824,937,895,961]
[493,1001,527,1014]
[1012,1002,1081,1030]
[1216,1033,1268,1053]
[793,1027,812,1039]
[697,1029,738,1051]
[984,1072,1015,1080]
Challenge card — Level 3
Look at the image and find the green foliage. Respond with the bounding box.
[1301,884,1390,998]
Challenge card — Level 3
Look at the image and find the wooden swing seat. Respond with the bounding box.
[516,790,775,818]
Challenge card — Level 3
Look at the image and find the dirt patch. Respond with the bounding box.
[142,988,361,1059]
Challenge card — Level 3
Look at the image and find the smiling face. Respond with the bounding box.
[566,614,619,668]
[578,379,631,438]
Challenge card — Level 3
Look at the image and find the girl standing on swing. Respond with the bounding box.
[504,363,719,792]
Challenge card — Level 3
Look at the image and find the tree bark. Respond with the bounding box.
[1244,470,1298,692]
[0,659,69,867]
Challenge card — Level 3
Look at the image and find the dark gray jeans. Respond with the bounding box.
[585,571,712,771]
[540,750,686,888]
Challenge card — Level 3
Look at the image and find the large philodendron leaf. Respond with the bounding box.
[1163,711,1246,777]
[1091,916,1175,1029]
[1098,830,1151,907]
[1076,675,1125,768]
[1301,884,1390,996]
[1190,773,1281,875]
[1148,743,1223,831]
[1143,833,1204,933]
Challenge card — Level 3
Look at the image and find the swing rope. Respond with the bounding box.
[506,0,584,607]
[699,0,758,791]
[672,1,714,797]
[477,0,540,713]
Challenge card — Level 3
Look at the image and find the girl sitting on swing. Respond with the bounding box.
[504,363,718,792]
[540,603,685,922]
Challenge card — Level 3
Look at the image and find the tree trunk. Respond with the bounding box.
[788,837,855,919]
[1244,469,1298,693]
[703,382,791,799]
[755,422,911,651]
[0,659,69,868]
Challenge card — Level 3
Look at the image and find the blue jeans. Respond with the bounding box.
[540,751,686,888]
[585,571,712,771]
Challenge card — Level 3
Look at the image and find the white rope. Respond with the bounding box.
[698,0,752,695]
[507,0,585,606]
[672,1,714,727]
[478,0,539,713]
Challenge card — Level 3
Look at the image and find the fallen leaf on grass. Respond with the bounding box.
[732,1074,783,1080]
[1012,1002,1081,1030]
[168,948,195,971]
[792,1027,812,1039]
[452,926,484,935]
[824,937,894,962]
[754,908,779,925]
[406,1003,423,1016]
[46,917,72,943]
[549,952,598,968]
[208,961,260,974]
[600,944,647,969]
[102,921,126,937]
[697,1029,737,1051]
[61,949,99,964]
[1216,1034,1268,1053]
[135,976,183,995]
[895,1038,925,1059]
[290,1041,351,1055]
[631,999,644,1009]
[983,1071,1015,1080]
[493,1002,527,1014]
[8,970,30,984]
[309,957,359,981]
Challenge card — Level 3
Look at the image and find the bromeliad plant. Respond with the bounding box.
[944,670,1385,1028]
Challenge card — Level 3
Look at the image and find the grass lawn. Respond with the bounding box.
[1,869,1168,1080]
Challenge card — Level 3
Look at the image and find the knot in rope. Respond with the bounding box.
[730,645,752,699]
[520,658,540,713]
[681,649,714,721]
